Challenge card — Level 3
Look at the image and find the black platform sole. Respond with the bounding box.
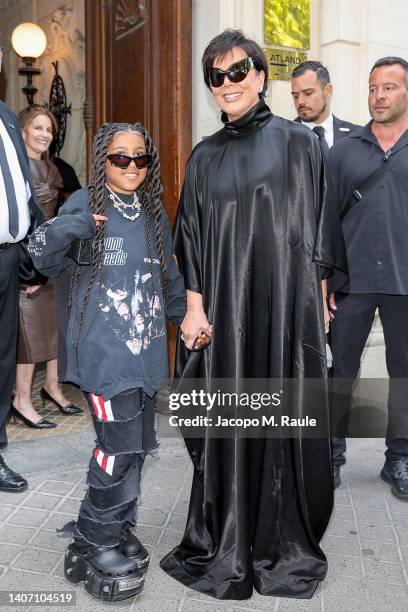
[64,545,145,601]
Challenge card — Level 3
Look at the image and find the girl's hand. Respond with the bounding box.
[93,214,107,227]
[26,285,41,295]
[180,311,212,350]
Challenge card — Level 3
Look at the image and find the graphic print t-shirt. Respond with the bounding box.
[98,233,164,357]
[68,193,169,398]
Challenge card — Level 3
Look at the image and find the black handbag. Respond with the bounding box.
[66,238,92,266]
[19,238,48,286]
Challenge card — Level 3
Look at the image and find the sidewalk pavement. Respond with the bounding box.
[0,423,407,612]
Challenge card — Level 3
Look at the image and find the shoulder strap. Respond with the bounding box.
[340,147,403,221]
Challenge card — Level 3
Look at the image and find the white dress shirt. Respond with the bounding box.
[301,113,334,149]
[0,118,31,244]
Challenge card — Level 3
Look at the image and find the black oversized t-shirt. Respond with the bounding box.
[28,187,186,399]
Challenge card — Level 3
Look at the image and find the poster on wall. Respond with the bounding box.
[264,0,310,49]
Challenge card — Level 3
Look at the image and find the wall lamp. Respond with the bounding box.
[11,23,47,106]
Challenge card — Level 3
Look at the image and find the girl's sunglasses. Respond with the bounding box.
[107,153,153,170]
[207,57,255,88]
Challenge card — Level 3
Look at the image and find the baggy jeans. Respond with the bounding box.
[73,388,157,548]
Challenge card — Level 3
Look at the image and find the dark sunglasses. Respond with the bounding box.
[107,153,153,170]
[207,57,256,88]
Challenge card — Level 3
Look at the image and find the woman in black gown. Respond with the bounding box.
[160,30,347,601]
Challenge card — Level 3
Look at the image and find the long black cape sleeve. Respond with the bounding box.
[173,159,202,294]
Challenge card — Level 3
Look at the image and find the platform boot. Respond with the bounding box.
[64,541,145,602]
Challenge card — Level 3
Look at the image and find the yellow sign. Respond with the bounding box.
[264,0,310,50]
[264,48,308,81]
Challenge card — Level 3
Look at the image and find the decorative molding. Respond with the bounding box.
[115,0,147,39]
[44,4,85,55]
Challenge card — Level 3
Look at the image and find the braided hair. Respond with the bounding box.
[68,122,168,342]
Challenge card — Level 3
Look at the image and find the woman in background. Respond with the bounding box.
[11,105,81,429]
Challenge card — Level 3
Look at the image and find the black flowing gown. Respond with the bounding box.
[160,100,347,600]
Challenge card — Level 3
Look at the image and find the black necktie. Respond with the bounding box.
[313,125,330,161]
[0,134,19,239]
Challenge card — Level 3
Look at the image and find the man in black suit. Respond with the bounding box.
[0,41,43,491]
[291,61,360,152]
[291,61,360,489]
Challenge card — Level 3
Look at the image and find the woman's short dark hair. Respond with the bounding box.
[202,29,269,95]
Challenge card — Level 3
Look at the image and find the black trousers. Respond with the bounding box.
[0,244,19,445]
[74,388,157,548]
[331,293,408,465]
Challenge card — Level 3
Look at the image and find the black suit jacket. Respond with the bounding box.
[332,115,361,143]
[294,114,361,144]
[0,100,43,233]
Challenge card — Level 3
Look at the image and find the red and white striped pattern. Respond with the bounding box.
[93,448,115,476]
[89,393,114,421]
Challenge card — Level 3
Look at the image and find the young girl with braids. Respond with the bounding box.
[28,123,186,602]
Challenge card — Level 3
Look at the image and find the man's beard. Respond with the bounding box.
[370,107,398,123]
[299,99,327,123]
[370,99,408,124]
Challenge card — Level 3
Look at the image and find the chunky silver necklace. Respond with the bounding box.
[105,183,142,221]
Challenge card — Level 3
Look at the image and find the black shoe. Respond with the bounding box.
[0,456,28,492]
[64,542,144,601]
[333,465,341,489]
[122,531,150,570]
[41,388,83,415]
[10,406,57,429]
[381,459,408,501]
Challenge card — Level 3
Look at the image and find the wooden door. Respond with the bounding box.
[84,0,192,224]
[84,0,192,368]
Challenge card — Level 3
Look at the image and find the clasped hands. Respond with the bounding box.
[180,309,212,352]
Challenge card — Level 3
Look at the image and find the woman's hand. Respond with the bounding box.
[180,290,212,350]
[93,214,107,227]
[180,311,212,350]
[25,285,41,295]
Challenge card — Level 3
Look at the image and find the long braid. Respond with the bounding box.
[75,124,117,342]
[85,126,117,294]
[138,126,168,300]
[140,186,157,329]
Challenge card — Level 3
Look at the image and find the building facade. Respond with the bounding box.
[2,0,408,374]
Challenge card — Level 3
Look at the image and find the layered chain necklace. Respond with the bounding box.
[105,183,142,221]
